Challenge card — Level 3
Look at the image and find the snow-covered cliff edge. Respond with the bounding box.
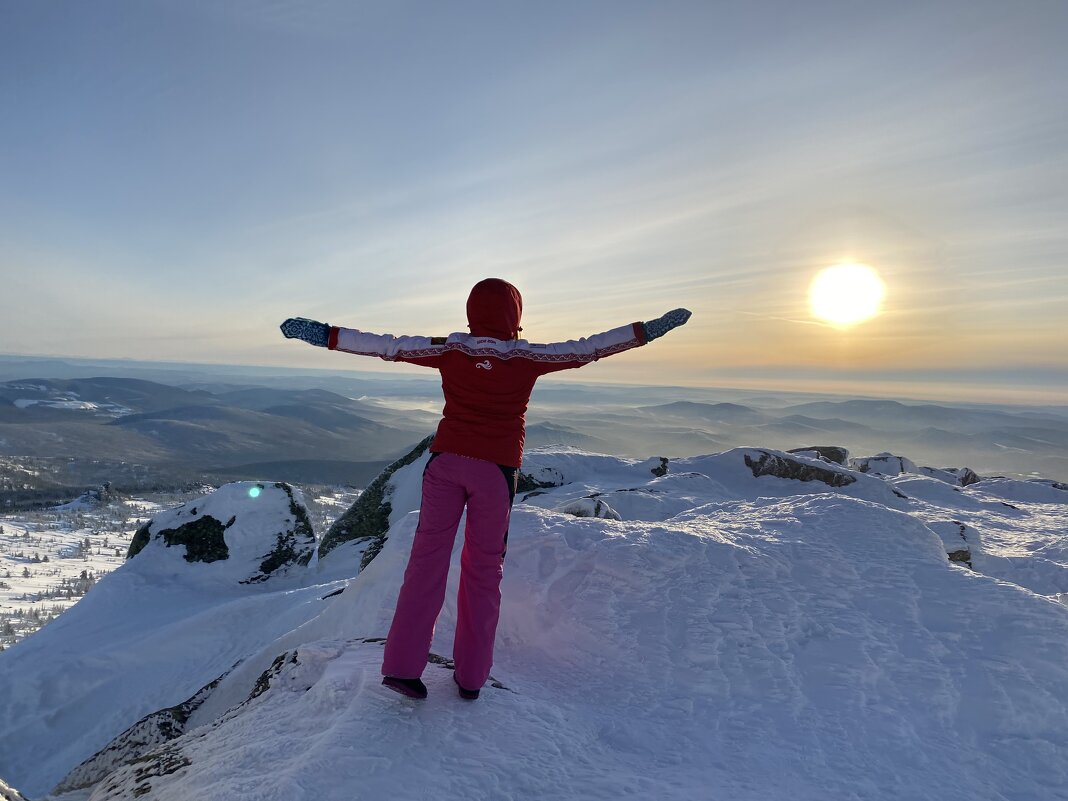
[1,446,1067,800]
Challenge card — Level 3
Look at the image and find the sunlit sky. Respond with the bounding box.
[2,1,1066,403]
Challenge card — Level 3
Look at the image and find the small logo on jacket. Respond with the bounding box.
[475,360,492,370]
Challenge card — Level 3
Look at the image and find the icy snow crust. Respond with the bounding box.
[2,447,1068,799]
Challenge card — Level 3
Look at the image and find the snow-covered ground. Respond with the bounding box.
[0,497,155,650]
[1,446,1067,800]
[0,486,361,652]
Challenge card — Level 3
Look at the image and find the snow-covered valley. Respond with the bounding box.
[1,444,1067,800]
[0,486,360,652]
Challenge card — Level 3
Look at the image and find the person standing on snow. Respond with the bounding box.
[281,278,690,700]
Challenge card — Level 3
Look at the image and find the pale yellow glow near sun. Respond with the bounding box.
[808,263,886,327]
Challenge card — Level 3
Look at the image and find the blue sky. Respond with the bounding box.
[2,1,1066,402]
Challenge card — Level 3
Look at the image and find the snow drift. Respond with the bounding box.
[2,447,1068,800]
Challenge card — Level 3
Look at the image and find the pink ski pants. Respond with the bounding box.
[382,451,517,690]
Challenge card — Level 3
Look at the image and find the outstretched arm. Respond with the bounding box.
[280,318,444,367]
[531,308,691,375]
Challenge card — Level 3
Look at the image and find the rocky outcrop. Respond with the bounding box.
[319,435,434,570]
[941,467,981,487]
[516,467,567,494]
[127,523,151,559]
[129,512,231,563]
[243,483,316,584]
[925,519,983,569]
[159,516,233,563]
[555,497,623,520]
[82,746,191,800]
[787,446,849,465]
[51,669,233,795]
[126,482,315,583]
[52,649,310,800]
[851,453,918,476]
[744,450,857,488]
[0,777,29,801]
[851,453,981,487]
[67,639,513,799]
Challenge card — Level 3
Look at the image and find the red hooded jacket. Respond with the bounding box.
[328,278,646,467]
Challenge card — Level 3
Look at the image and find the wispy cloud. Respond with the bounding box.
[1,1,1066,399]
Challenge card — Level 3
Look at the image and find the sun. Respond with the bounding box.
[808,263,886,327]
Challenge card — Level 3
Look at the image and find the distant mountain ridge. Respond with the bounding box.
[3,371,1068,496]
[0,378,428,490]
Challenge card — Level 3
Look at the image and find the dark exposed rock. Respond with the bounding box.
[914,465,982,486]
[128,523,151,559]
[516,469,565,493]
[949,468,982,487]
[650,457,669,477]
[787,446,849,465]
[926,519,981,569]
[946,520,973,569]
[70,482,120,509]
[744,450,857,488]
[319,435,434,569]
[156,516,230,563]
[158,516,230,563]
[947,549,972,566]
[249,651,299,700]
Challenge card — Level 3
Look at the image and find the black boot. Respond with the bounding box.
[454,673,480,700]
[382,676,428,699]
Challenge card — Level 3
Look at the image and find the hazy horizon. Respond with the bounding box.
[1,350,1065,408]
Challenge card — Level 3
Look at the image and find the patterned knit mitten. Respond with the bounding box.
[280,318,330,348]
[642,308,692,342]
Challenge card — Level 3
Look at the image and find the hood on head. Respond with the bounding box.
[466,278,523,340]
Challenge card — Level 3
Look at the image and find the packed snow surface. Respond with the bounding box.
[1,447,1067,800]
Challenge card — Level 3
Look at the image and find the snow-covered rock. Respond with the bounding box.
[554,497,622,520]
[316,435,434,576]
[0,483,339,796]
[850,451,919,475]
[2,445,1068,800]
[937,466,982,486]
[50,669,233,796]
[127,481,315,585]
[787,444,850,464]
[0,777,28,801]
[924,519,983,567]
[851,453,981,487]
[49,481,1068,801]
[970,476,1068,505]
[54,483,120,512]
